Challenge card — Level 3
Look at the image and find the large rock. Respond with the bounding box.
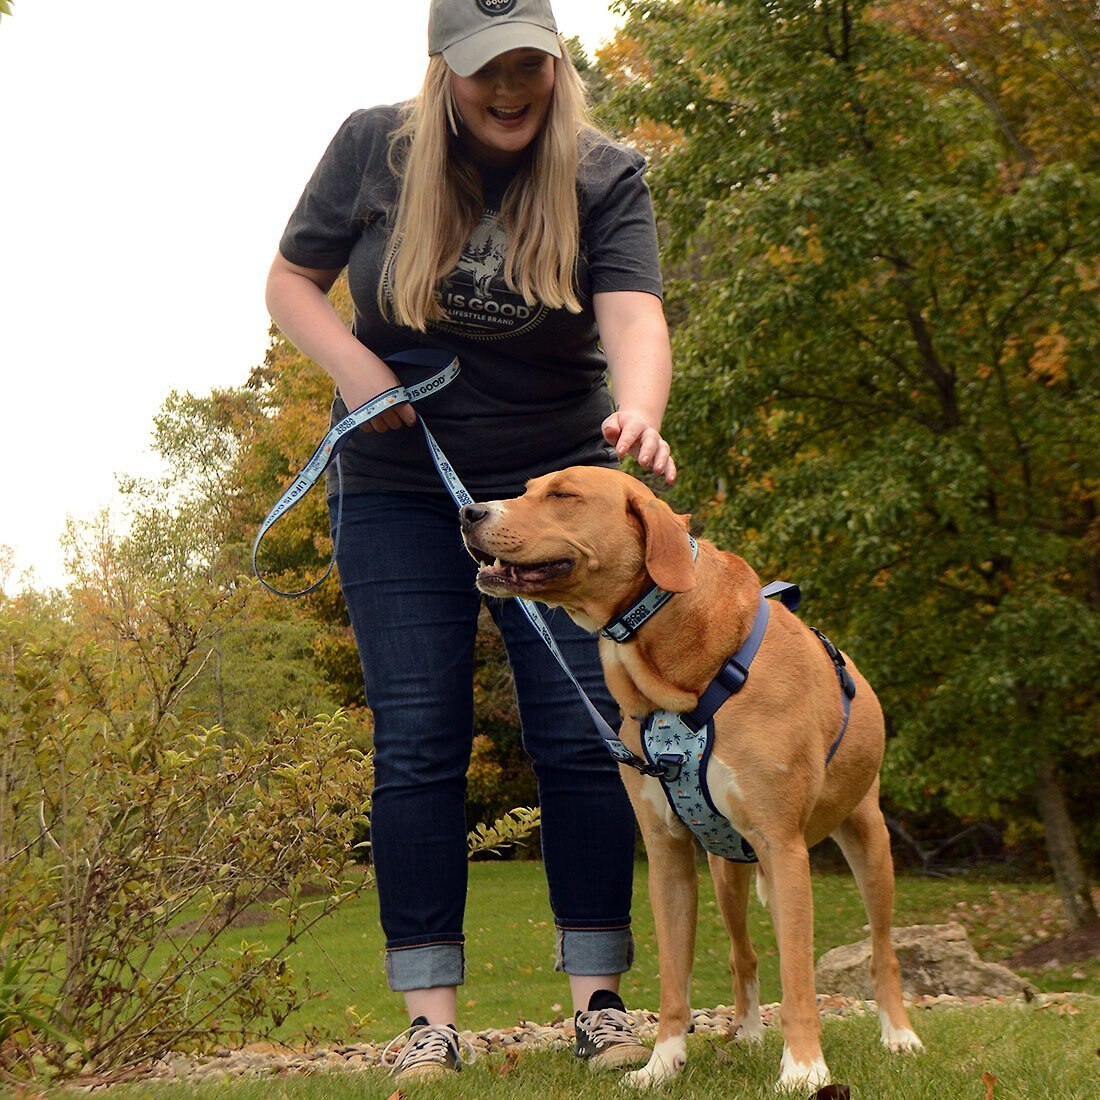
[815,922,1034,998]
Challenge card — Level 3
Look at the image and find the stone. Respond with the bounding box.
[815,922,1035,998]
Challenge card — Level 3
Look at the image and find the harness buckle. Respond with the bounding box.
[810,626,844,665]
[714,658,749,694]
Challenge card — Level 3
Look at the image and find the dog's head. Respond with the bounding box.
[460,466,694,625]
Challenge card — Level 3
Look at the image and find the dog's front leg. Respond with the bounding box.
[708,855,766,1042]
[762,838,830,1092]
[622,778,698,1088]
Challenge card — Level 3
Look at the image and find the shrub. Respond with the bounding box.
[0,594,372,1084]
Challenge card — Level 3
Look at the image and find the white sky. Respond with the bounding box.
[0,0,624,591]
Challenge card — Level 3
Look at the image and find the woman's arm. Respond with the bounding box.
[594,290,676,484]
[264,252,416,432]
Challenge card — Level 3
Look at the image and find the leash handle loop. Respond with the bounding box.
[251,350,460,596]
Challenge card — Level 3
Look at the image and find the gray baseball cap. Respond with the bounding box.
[429,0,562,78]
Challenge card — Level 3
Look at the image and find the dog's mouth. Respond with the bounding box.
[468,548,574,595]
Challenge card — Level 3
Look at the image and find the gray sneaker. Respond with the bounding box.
[573,989,650,1071]
[382,1016,473,1081]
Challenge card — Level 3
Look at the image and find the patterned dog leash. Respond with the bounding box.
[252,349,643,765]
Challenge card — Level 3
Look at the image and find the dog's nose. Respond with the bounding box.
[460,504,489,529]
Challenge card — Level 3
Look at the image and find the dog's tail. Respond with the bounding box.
[755,867,769,909]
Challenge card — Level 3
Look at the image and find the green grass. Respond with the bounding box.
[156,860,1098,1046]
[38,861,1099,1097]
[101,1004,1100,1099]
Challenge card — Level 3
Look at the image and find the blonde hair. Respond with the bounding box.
[383,49,596,332]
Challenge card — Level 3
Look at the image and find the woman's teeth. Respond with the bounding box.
[490,106,526,120]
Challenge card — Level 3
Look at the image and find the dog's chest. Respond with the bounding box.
[601,642,699,718]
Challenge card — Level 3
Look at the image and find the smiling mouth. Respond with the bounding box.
[489,105,529,122]
[468,547,573,594]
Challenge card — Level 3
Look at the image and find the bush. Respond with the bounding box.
[0,594,372,1084]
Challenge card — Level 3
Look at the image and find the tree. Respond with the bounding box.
[602,0,1099,925]
[878,0,1100,173]
[102,385,344,736]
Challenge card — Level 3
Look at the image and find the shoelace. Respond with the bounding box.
[381,1021,475,1074]
[576,1006,642,1047]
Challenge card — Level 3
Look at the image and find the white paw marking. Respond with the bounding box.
[734,1016,766,1043]
[776,1046,829,1092]
[880,1012,924,1052]
[734,980,765,1042]
[622,1036,687,1089]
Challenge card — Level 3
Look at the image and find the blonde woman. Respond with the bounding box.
[266,0,674,1080]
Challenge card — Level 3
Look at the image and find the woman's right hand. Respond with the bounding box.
[338,359,418,433]
[265,253,417,434]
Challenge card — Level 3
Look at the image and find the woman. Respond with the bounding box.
[266,0,674,1080]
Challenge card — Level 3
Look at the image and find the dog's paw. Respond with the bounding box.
[733,1017,766,1043]
[880,1018,924,1053]
[621,1038,687,1089]
[775,1047,830,1093]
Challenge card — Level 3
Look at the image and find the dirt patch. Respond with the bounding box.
[171,907,273,937]
[1006,920,1100,969]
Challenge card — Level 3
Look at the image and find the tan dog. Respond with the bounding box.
[460,466,922,1091]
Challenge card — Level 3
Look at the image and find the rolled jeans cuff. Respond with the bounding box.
[554,924,634,976]
[385,941,465,993]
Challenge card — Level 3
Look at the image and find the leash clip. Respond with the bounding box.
[654,753,686,782]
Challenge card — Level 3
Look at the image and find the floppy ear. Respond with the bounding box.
[634,496,696,593]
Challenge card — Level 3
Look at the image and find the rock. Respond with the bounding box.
[815,922,1035,998]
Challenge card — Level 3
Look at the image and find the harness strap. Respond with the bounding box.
[640,608,858,863]
[810,626,856,764]
[682,581,801,732]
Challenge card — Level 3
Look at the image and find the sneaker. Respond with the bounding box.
[574,989,650,1071]
[381,1016,473,1081]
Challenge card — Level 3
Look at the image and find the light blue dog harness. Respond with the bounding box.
[628,582,856,863]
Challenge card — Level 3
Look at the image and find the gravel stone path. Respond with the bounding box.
[68,991,1090,1091]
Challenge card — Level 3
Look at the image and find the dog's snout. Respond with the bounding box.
[460,503,490,529]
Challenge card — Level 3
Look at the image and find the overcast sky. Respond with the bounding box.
[0,0,624,591]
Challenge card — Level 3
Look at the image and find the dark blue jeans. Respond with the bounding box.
[330,490,636,992]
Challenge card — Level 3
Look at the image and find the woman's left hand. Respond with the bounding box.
[602,409,676,485]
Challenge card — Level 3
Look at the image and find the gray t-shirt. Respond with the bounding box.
[279,104,664,500]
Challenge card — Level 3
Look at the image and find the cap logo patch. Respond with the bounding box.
[477,0,517,15]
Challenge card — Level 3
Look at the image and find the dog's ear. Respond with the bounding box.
[634,496,695,593]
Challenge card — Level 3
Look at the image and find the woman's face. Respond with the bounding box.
[450,48,557,166]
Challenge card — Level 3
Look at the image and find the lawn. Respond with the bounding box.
[172,859,1099,1045]
[89,857,1100,1098]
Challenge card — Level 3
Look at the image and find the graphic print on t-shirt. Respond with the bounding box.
[383,210,548,340]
